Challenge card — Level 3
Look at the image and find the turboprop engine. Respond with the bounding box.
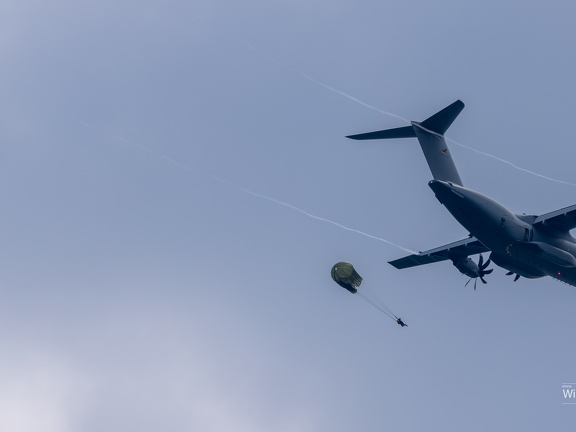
[451,254,493,289]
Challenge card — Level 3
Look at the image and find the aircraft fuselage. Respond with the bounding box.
[349,100,576,287]
[429,179,576,284]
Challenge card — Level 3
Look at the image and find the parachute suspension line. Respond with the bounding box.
[357,284,398,320]
[356,291,397,321]
[356,293,396,320]
[330,262,400,322]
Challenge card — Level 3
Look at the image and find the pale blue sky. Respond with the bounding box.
[1,1,575,430]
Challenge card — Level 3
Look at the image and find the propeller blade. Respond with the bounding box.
[506,271,514,276]
[463,255,493,289]
[514,274,520,282]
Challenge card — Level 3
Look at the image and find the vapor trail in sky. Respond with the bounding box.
[255,44,576,186]
[446,138,576,187]
[69,115,155,156]
[296,72,409,122]
[272,61,576,187]
[254,48,409,122]
[71,117,416,253]
[211,175,417,254]
[201,16,575,187]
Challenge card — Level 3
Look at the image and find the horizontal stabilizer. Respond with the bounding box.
[346,100,465,185]
[347,125,415,141]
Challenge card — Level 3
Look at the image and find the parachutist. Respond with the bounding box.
[330,262,401,324]
[396,318,407,327]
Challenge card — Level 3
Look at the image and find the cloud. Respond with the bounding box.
[0,348,93,432]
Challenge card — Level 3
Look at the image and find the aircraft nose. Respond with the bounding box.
[428,179,456,203]
[428,179,451,193]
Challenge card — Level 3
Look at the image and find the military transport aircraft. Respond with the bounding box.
[347,100,576,287]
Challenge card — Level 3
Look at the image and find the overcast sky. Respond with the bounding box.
[1,1,576,431]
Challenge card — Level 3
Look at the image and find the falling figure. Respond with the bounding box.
[330,262,406,327]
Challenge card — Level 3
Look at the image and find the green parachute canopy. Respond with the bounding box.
[331,262,362,294]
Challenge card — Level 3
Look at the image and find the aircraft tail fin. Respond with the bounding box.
[419,100,464,135]
[347,100,465,186]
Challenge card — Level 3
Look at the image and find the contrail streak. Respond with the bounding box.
[250,46,408,122]
[161,155,193,171]
[210,175,417,253]
[446,137,576,187]
[259,55,576,187]
[205,17,574,188]
[296,72,408,122]
[310,78,574,185]
[69,115,158,156]
[71,116,416,253]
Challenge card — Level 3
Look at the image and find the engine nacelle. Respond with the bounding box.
[451,256,481,278]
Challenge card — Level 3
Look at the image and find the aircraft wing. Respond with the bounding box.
[389,237,490,269]
[533,204,576,232]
